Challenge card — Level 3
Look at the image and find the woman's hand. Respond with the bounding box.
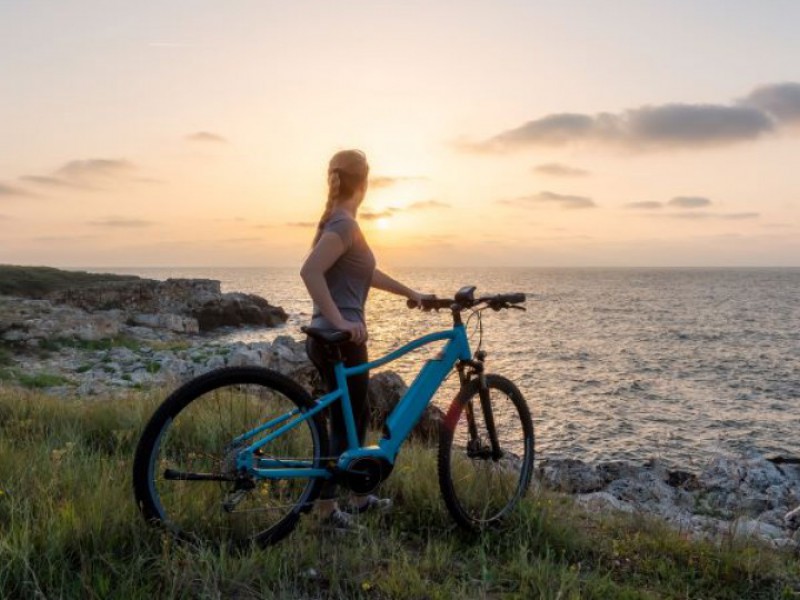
[335,319,368,345]
[409,291,436,307]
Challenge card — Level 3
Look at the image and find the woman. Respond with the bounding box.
[300,149,429,530]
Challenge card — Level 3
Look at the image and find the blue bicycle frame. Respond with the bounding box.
[232,323,473,480]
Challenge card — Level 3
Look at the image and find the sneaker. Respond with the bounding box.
[344,494,393,515]
[320,508,365,533]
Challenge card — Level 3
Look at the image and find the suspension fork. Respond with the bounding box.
[458,353,503,461]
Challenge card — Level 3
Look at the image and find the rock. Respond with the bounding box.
[123,325,162,340]
[538,459,606,494]
[130,312,200,334]
[47,278,221,314]
[786,505,800,528]
[733,518,785,541]
[227,348,264,368]
[193,293,287,331]
[130,369,151,385]
[109,347,138,364]
[666,469,701,491]
[206,355,225,370]
[605,470,689,517]
[596,461,645,484]
[159,358,192,379]
[38,277,285,333]
[769,538,798,550]
[575,491,634,514]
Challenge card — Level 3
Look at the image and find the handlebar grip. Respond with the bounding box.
[503,293,526,304]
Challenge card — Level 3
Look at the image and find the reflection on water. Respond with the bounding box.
[94,266,800,467]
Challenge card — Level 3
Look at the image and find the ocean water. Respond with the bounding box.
[90,266,800,468]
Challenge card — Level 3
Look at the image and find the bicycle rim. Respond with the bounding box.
[141,373,325,546]
[440,375,534,529]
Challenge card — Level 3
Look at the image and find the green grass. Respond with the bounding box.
[39,335,143,353]
[0,386,797,599]
[0,264,140,298]
[16,372,74,389]
[0,346,14,367]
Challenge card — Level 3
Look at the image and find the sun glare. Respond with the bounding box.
[376,217,391,230]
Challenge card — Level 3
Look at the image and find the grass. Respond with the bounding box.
[0,264,140,298]
[0,386,797,599]
[0,346,13,367]
[39,335,143,353]
[16,372,73,389]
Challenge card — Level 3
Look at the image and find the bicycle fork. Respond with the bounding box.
[457,352,503,461]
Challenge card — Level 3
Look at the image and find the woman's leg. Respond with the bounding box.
[305,338,370,502]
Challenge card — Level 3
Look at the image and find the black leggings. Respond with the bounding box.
[305,337,370,499]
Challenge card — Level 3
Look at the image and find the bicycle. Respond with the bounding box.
[132,285,534,547]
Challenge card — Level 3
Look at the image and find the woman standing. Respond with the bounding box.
[300,149,428,530]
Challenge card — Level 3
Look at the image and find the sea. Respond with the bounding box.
[87,266,800,468]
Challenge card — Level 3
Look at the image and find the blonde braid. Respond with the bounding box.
[313,169,341,245]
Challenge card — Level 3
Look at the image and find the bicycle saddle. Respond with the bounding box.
[301,326,351,345]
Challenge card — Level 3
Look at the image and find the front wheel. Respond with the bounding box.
[132,367,329,548]
[438,374,534,531]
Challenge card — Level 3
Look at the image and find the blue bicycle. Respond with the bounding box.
[133,286,534,546]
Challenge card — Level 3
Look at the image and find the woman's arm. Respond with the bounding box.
[300,232,367,343]
[371,268,424,303]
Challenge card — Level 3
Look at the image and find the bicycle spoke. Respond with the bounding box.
[137,374,327,546]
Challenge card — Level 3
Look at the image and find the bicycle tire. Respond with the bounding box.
[438,374,535,532]
[133,366,329,547]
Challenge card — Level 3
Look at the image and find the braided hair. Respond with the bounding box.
[312,149,369,245]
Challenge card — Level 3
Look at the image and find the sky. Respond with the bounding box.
[1,0,799,268]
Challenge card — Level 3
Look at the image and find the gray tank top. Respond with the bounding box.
[310,208,376,329]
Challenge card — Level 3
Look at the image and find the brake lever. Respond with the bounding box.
[510,304,526,311]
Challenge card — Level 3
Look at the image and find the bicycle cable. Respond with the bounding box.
[464,307,484,355]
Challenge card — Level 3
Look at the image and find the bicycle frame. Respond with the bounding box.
[232,323,473,480]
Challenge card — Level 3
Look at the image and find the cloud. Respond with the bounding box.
[407,200,450,210]
[499,191,596,210]
[358,201,448,220]
[368,176,426,188]
[20,158,144,193]
[56,159,134,180]
[741,82,800,124]
[19,175,88,190]
[0,182,33,197]
[359,210,394,221]
[286,221,317,228]
[33,234,98,242]
[668,196,712,209]
[625,201,663,209]
[462,82,800,152]
[186,131,228,143]
[651,212,759,221]
[87,218,155,228]
[533,163,590,177]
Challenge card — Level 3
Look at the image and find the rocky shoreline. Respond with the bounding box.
[539,454,800,550]
[0,273,797,551]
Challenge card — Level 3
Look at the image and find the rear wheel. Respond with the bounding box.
[132,367,328,547]
[438,374,534,531]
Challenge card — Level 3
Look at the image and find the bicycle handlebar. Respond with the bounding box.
[406,292,526,312]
